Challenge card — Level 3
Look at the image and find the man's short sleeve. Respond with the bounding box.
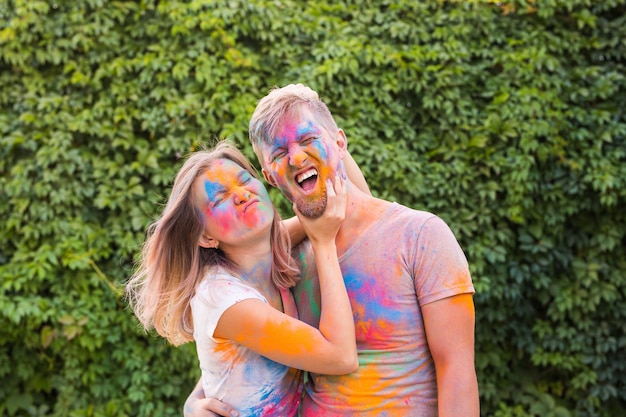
[413,215,475,306]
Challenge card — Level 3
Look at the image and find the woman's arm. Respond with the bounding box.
[215,175,357,375]
[184,176,358,416]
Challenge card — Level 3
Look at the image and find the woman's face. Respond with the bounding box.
[194,158,274,247]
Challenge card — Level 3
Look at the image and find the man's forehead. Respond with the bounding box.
[273,111,324,141]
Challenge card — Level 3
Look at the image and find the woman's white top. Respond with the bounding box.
[190,269,302,417]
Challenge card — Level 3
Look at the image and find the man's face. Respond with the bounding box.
[257,108,345,218]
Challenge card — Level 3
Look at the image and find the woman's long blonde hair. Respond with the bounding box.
[126,140,299,345]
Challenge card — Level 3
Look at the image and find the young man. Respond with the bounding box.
[185,84,479,417]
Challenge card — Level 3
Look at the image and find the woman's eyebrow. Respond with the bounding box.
[237,171,250,182]
[203,179,226,198]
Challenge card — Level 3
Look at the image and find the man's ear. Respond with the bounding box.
[262,168,277,187]
[336,129,348,159]
[198,234,219,249]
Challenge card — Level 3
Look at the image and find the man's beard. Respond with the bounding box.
[294,191,328,219]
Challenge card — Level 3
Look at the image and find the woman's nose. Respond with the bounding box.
[234,189,251,205]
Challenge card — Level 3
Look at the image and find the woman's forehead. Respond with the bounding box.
[204,159,246,179]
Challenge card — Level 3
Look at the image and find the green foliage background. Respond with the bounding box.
[1,0,624,416]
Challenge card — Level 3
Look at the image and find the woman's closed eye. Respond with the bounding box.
[210,188,229,207]
[239,172,253,185]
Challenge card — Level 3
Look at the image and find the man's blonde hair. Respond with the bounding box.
[249,84,339,165]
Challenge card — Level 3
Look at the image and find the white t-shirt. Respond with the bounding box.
[190,269,302,417]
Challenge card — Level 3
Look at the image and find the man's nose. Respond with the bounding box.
[288,147,307,166]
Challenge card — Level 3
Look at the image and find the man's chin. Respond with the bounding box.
[295,196,327,219]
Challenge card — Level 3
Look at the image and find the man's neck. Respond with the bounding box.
[335,184,390,255]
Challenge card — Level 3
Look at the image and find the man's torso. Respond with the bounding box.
[292,203,474,416]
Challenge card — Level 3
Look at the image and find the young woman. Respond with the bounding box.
[126,140,358,416]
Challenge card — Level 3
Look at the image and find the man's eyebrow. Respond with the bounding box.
[271,144,288,154]
[297,122,320,137]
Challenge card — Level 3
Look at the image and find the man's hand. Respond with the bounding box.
[183,380,239,417]
[184,398,239,417]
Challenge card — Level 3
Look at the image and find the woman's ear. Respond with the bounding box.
[198,234,219,249]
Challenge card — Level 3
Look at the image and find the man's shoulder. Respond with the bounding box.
[291,240,313,264]
[380,201,439,226]
[352,197,437,225]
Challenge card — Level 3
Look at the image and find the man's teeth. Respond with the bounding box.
[296,169,318,184]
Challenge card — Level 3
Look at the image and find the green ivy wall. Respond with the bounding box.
[1,1,624,416]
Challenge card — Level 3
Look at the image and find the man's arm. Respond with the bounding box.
[183,379,239,417]
[343,151,371,196]
[422,293,480,417]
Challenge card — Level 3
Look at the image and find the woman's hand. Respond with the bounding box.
[294,174,347,245]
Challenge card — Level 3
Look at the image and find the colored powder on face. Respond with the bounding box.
[202,178,224,205]
[295,120,321,139]
[198,161,274,239]
[202,178,238,233]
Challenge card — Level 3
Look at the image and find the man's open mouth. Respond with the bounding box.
[296,168,318,192]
